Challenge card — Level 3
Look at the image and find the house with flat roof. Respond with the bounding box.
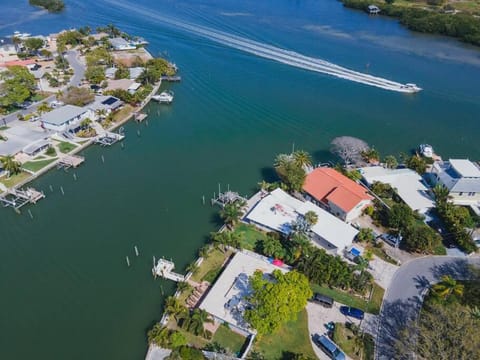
[105,79,141,94]
[198,250,288,334]
[245,188,358,254]
[40,105,91,132]
[88,95,123,115]
[109,37,136,51]
[303,167,373,222]
[360,166,435,213]
[431,159,480,206]
[0,37,18,64]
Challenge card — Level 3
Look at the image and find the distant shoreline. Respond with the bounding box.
[28,0,65,13]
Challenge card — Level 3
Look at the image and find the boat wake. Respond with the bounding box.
[104,0,422,93]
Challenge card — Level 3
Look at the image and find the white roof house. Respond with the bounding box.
[360,166,435,213]
[198,251,288,333]
[88,95,124,114]
[109,37,136,51]
[245,188,358,254]
[431,159,480,206]
[41,105,91,132]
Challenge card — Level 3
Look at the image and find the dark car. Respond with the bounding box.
[340,306,364,320]
[310,293,334,308]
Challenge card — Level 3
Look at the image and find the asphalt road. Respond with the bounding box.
[1,50,85,126]
[376,256,480,359]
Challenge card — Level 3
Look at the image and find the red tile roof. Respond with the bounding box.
[0,59,36,67]
[303,168,372,212]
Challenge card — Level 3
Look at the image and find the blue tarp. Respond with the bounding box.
[350,248,361,257]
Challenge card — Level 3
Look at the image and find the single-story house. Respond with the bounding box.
[105,79,141,94]
[129,67,144,80]
[105,67,117,79]
[303,167,373,222]
[109,37,136,51]
[245,188,358,254]
[41,105,91,132]
[360,166,435,213]
[22,138,51,156]
[88,95,124,115]
[199,250,288,334]
[0,37,18,64]
[431,159,480,206]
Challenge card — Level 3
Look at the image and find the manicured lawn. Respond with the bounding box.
[333,323,374,360]
[311,283,385,315]
[233,223,268,250]
[113,104,133,122]
[34,155,46,160]
[58,141,78,154]
[22,158,57,173]
[190,248,232,283]
[254,309,316,359]
[0,171,31,188]
[212,325,246,355]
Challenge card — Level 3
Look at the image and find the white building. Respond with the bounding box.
[199,250,288,333]
[360,166,435,213]
[41,105,91,132]
[109,37,136,51]
[431,159,480,206]
[245,188,358,254]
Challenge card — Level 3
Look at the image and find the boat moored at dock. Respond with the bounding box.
[152,90,174,104]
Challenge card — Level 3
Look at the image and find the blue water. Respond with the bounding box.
[1,0,479,359]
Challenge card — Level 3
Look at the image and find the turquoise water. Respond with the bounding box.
[1,0,480,359]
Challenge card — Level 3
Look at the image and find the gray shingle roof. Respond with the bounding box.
[41,105,87,126]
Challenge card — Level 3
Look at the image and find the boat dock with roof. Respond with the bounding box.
[0,187,45,210]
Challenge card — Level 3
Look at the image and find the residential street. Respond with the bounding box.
[376,255,480,360]
[1,50,85,127]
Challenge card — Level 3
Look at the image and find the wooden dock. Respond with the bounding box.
[152,259,186,282]
[0,187,45,210]
[160,75,181,82]
[134,112,147,122]
[57,155,85,170]
[94,132,125,147]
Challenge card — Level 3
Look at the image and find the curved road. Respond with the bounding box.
[376,256,480,359]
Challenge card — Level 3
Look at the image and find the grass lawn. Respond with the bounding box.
[34,155,46,160]
[212,325,246,355]
[22,158,57,173]
[58,141,78,154]
[0,126,9,130]
[113,104,134,122]
[233,223,268,250]
[254,309,316,359]
[311,283,385,315]
[0,171,31,188]
[190,248,232,283]
[433,244,447,255]
[333,323,374,360]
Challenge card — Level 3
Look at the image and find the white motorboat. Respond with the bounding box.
[152,90,174,104]
[419,144,434,158]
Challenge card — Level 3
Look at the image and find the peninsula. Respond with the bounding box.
[29,0,65,12]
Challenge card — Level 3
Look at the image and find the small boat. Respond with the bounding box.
[12,31,31,39]
[152,90,174,104]
[400,83,422,93]
[419,144,434,158]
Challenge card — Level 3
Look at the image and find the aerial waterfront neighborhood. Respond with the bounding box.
[2,1,480,360]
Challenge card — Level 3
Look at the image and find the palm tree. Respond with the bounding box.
[384,155,398,169]
[176,281,191,294]
[164,296,187,321]
[293,150,312,168]
[261,236,285,259]
[220,203,243,229]
[304,211,318,227]
[37,102,52,115]
[185,308,213,336]
[95,108,107,120]
[211,230,243,252]
[290,232,313,261]
[0,155,21,177]
[469,306,480,320]
[432,275,464,300]
[198,245,209,258]
[185,262,199,275]
[433,184,450,204]
[147,323,169,346]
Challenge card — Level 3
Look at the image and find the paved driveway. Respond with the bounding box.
[376,256,480,359]
[306,301,363,360]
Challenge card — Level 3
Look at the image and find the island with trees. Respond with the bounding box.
[29,0,65,12]
[341,0,480,47]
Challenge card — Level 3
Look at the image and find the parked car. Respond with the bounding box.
[379,233,401,247]
[310,293,334,308]
[340,306,364,320]
[312,334,346,360]
[50,100,64,108]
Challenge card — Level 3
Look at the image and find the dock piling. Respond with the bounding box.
[49,185,53,192]
[126,256,130,267]
[28,209,33,219]
[202,195,205,205]
[101,155,105,163]
[60,186,65,196]
[73,173,77,181]
[134,246,139,256]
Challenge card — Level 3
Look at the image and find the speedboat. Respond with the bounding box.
[419,144,434,158]
[152,90,174,104]
[401,83,422,93]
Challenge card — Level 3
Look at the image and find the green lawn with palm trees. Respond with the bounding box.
[57,141,78,154]
[21,158,57,173]
[233,223,268,250]
[190,248,232,283]
[0,171,31,188]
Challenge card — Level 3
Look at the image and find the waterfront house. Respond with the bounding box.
[367,5,380,14]
[22,139,51,156]
[41,105,91,132]
[105,79,141,94]
[199,250,288,334]
[245,188,358,255]
[431,159,480,207]
[128,67,144,80]
[303,167,373,222]
[360,166,435,213]
[0,37,18,64]
[109,37,136,51]
[88,95,124,116]
[105,67,117,79]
